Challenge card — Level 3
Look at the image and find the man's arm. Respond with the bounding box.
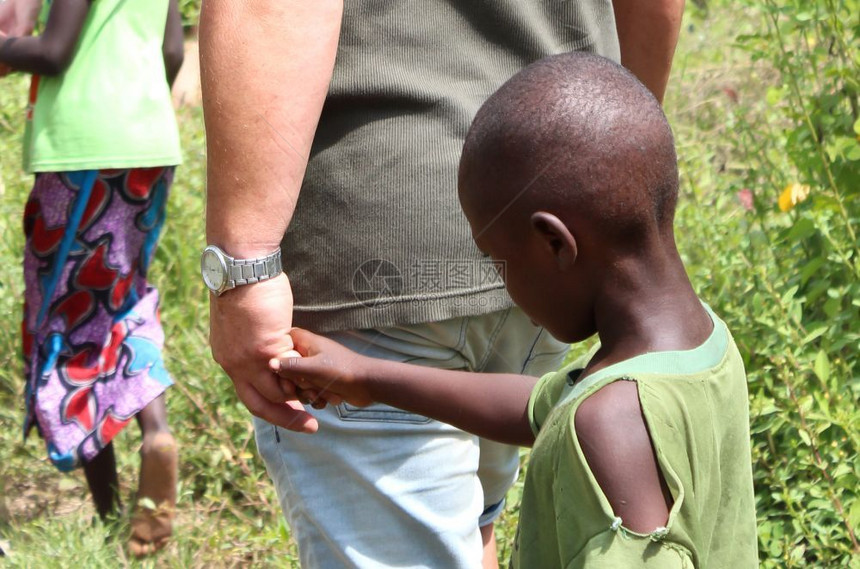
[0,0,88,76]
[199,0,343,432]
[613,0,685,103]
[274,329,539,447]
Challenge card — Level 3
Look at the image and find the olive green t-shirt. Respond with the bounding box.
[23,0,181,172]
[285,1,620,332]
[515,308,758,568]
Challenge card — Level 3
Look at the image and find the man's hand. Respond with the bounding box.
[0,0,42,36]
[209,273,319,433]
[271,328,373,408]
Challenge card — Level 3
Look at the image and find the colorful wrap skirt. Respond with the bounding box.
[22,168,175,471]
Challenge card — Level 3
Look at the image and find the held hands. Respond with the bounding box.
[209,273,319,433]
[270,328,375,408]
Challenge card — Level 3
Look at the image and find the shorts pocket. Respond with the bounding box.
[522,349,569,376]
[336,402,432,424]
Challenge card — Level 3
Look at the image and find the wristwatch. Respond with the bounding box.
[200,245,282,296]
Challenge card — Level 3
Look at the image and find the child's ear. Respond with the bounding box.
[530,211,577,269]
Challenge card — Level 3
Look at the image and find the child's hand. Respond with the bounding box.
[275,348,340,410]
[269,328,373,408]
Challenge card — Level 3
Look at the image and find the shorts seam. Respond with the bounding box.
[475,308,512,372]
[454,316,469,355]
[519,328,546,374]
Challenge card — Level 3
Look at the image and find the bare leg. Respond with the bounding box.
[136,392,172,434]
[481,523,500,569]
[82,441,120,519]
[129,394,178,557]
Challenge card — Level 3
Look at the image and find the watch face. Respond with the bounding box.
[201,248,226,292]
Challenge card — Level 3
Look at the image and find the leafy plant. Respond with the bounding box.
[671,0,859,565]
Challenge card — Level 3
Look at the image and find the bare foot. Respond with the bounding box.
[129,431,178,557]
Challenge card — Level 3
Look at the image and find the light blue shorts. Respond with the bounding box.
[254,307,568,568]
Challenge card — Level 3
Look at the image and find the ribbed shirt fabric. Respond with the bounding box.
[286,0,620,332]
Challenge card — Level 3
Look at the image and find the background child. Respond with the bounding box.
[0,0,183,557]
[273,52,758,568]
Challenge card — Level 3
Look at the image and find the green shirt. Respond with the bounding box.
[516,308,758,568]
[24,0,181,172]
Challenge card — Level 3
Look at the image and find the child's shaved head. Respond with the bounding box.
[459,52,679,246]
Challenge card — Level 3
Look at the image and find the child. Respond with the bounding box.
[272,53,759,568]
[1,0,183,557]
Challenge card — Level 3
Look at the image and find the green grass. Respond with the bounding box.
[2,1,858,566]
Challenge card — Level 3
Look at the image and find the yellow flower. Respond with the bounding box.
[778,182,811,212]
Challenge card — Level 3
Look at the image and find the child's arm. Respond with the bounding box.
[162,0,183,87]
[272,328,540,447]
[0,0,89,76]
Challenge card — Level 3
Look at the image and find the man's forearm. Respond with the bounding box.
[613,0,685,103]
[199,0,343,257]
[364,361,538,447]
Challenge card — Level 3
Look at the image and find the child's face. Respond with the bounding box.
[463,202,595,344]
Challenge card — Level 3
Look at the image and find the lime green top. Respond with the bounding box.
[515,308,758,568]
[23,0,181,172]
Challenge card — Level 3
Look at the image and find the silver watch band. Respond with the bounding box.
[227,249,282,288]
